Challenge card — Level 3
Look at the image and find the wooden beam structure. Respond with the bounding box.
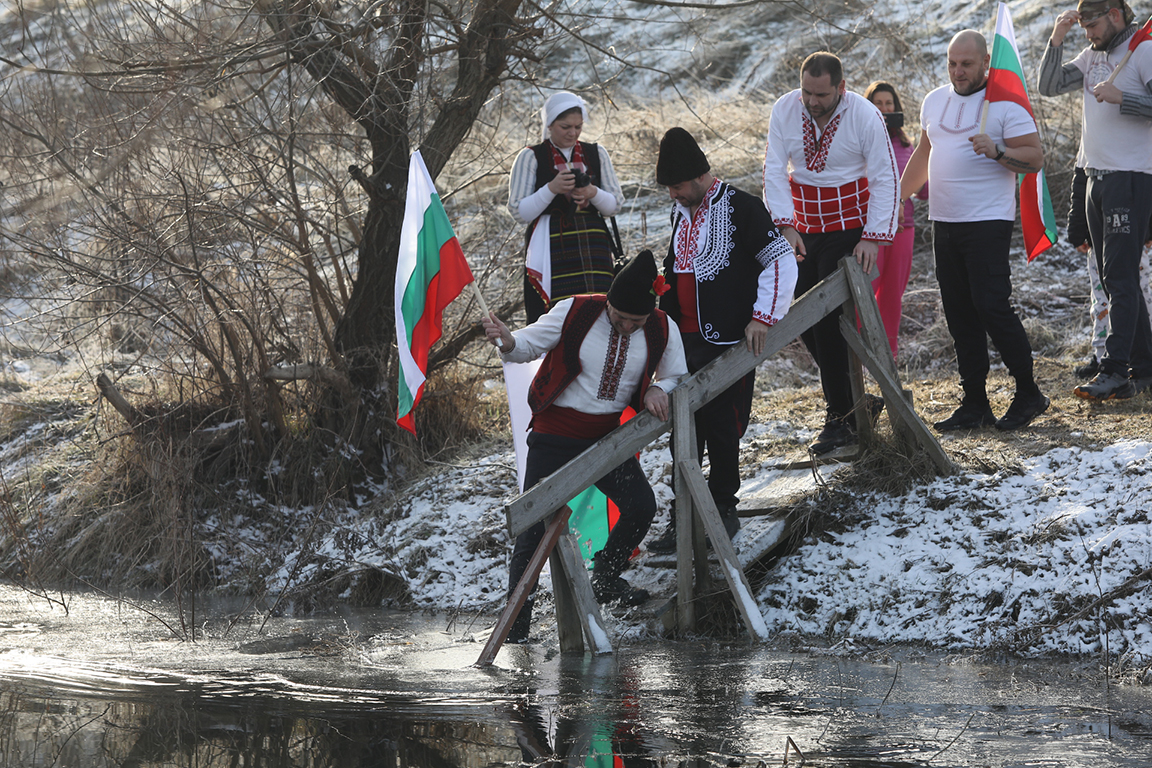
[492,257,953,648]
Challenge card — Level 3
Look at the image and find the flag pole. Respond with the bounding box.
[1104,16,1152,85]
[979,3,1002,134]
[469,281,504,350]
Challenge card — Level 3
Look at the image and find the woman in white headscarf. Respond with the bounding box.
[508,92,626,322]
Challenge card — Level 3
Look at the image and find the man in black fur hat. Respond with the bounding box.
[648,127,797,553]
[483,249,687,642]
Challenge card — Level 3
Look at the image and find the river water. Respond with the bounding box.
[0,585,1148,767]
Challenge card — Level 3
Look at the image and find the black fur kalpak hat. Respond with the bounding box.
[607,249,662,315]
[655,127,710,186]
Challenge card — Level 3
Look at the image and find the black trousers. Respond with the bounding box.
[794,228,863,421]
[680,332,754,509]
[932,220,1037,403]
[1086,171,1152,378]
[507,432,657,622]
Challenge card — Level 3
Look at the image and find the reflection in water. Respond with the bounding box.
[508,655,658,767]
[0,673,518,767]
[0,594,1151,767]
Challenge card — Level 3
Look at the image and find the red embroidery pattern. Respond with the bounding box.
[802,113,843,173]
[674,177,722,272]
[548,141,586,174]
[789,178,869,233]
[597,327,629,401]
[757,259,781,325]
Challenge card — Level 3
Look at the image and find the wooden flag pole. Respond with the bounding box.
[470,281,504,350]
[1104,17,1152,85]
[979,3,1001,135]
[468,280,492,317]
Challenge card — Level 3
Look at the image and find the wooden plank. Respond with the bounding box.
[771,449,858,470]
[843,257,901,383]
[678,460,771,641]
[843,291,873,446]
[842,258,919,447]
[672,388,697,633]
[840,318,956,476]
[475,506,571,667]
[507,269,853,537]
[549,545,584,654]
[554,534,613,655]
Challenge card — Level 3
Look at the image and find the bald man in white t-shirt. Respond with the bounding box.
[900,30,1050,433]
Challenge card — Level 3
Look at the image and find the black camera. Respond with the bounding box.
[884,112,905,132]
[572,169,591,188]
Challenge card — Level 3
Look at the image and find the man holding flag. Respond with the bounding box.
[1039,0,1152,400]
[900,25,1050,432]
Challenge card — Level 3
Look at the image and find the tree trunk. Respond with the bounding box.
[256,0,527,452]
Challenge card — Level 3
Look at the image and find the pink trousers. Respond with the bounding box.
[872,226,915,358]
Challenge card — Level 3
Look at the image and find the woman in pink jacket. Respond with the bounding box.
[864,81,923,359]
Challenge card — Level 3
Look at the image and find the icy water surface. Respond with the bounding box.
[0,585,1149,767]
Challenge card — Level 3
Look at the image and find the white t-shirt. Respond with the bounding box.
[920,85,1038,222]
[1071,40,1152,174]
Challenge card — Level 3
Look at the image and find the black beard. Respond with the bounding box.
[807,94,841,120]
[955,78,988,96]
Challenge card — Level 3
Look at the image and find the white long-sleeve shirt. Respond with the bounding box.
[507,143,624,225]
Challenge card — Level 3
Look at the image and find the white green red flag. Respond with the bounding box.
[395,151,475,434]
[986,2,1058,262]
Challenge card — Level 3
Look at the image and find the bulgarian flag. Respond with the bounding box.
[395,151,475,434]
[986,2,1058,262]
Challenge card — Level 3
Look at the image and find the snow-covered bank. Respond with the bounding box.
[758,440,1152,660]
[291,433,1152,661]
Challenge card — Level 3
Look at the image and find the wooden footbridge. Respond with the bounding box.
[477,258,955,665]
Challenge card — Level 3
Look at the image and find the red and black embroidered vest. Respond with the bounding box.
[527,295,670,415]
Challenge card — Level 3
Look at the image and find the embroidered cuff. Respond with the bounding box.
[862,230,895,243]
[774,216,797,229]
[752,310,776,326]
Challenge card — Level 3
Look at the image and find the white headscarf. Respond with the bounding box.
[540,92,589,139]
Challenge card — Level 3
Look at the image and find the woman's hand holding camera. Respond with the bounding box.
[548,169,598,209]
[547,170,576,196]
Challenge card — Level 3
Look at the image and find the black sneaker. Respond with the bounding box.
[809,419,856,455]
[506,608,532,644]
[933,403,996,432]
[1131,373,1152,395]
[1074,356,1100,379]
[995,391,1050,431]
[718,503,741,540]
[1074,371,1135,401]
[592,575,650,607]
[647,528,677,554]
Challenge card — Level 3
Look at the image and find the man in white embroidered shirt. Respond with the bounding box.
[483,250,687,643]
[901,30,1050,432]
[763,51,899,454]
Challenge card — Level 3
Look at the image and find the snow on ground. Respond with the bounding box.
[286,426,1152,661]
[757,441,1152,660]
